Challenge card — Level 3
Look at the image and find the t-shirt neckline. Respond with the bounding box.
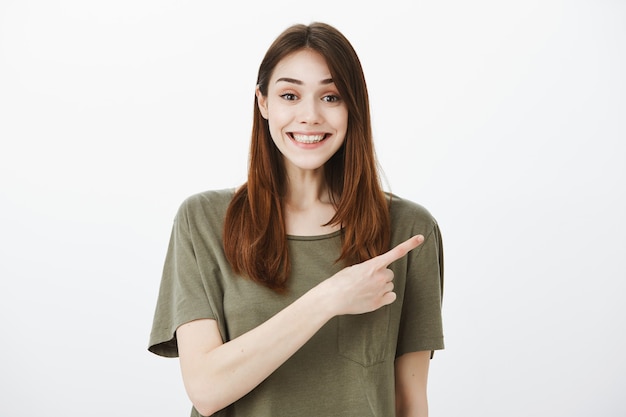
[287,229,342,241]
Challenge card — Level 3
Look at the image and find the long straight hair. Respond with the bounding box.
[223,22,390,293]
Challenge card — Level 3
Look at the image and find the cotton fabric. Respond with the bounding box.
[149,188,444,416]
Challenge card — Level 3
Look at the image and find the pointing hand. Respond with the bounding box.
[323,235,425,315]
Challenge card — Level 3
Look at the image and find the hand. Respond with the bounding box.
[322,235,425,316]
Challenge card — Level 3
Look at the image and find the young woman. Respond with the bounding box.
[149,22,444,417]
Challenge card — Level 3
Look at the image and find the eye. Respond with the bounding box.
[322,94,341,103]
[280,93,298,101]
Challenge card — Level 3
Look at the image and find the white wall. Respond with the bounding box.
[1,0,624,415]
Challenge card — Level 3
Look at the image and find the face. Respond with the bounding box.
[257,49,348,176]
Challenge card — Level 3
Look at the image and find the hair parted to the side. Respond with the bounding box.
[223,22,390,293]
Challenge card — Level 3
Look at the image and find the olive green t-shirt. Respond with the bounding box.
[149,188,444,417]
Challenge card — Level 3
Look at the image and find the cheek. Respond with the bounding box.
[266,117,290,147]
[267,115,286,136]
[332,108,349,134]
[266,102,291,126]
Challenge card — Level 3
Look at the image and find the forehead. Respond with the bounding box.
[270,49,332,83]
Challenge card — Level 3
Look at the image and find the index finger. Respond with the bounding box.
[373,234,425,268]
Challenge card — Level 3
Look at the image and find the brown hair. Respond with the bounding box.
[223,22,390,293]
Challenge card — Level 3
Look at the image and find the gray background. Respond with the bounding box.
[1,0,624,415]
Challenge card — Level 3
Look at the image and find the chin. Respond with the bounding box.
[285,158,330,173]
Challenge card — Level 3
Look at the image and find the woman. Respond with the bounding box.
[149,22,444,417]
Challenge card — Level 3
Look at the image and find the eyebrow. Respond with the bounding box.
[275,77,334,85]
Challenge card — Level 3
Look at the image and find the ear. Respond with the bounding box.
[256,85,269,120]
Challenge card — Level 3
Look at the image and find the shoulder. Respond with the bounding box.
[388,193,438,227]
[175,188,237,224]
[387,193,440,241]
[180,188,236,208]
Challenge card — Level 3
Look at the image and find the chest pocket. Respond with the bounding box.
[337,305,391,367]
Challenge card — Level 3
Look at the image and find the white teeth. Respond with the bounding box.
[292,134,325,144]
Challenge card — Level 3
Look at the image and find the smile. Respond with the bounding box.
[290,133,327,144]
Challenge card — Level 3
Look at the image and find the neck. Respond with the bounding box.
[281,166,340,236]
[284,167,330,208]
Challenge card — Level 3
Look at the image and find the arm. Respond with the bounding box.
[177,286,334,416]
[177,235,424,416]
[395,351,431,417]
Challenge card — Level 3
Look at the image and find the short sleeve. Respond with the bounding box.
[396,223,444,358]
[148,201,218,358]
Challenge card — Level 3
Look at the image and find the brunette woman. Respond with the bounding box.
[149,22,444,417]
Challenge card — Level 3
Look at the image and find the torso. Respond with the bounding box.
[149,188,445,417]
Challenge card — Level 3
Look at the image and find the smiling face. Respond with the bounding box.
[256,49,348,177]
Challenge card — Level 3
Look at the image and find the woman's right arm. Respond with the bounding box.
[176,235,424,416]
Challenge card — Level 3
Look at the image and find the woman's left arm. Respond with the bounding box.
[395,350,431,417]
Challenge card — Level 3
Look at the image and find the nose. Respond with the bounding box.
[298,97,322,124]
